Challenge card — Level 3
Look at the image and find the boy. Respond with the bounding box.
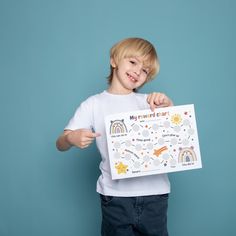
[56,38,173,236]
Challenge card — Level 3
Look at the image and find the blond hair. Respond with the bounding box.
[108,38,160,84]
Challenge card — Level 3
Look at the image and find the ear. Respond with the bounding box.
[110,57,117,68]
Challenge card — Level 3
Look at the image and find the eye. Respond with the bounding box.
[129,60,136,65]
[142,69,148,74]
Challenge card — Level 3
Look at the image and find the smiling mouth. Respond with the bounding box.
[127,73,138,82]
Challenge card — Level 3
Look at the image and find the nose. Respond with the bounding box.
[134,65,142,75]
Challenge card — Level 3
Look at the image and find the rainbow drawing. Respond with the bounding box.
[178,147,197,163]
[110,119,128,134]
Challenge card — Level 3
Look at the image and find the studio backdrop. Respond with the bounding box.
[1,0,235,235]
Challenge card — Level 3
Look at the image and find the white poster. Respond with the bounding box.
[105,104,202,180]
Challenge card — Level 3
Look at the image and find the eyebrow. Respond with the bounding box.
[132,57,141,62]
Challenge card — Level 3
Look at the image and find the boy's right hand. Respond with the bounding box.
[66,129,101,149]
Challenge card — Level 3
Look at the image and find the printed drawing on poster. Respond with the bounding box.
[105,104,202,180]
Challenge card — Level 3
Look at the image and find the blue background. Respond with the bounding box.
[1,0,235,235]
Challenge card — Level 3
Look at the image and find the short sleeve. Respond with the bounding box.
[64,99,93,131]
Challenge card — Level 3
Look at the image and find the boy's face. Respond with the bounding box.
[110,56,149,93]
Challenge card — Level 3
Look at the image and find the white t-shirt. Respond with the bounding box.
[65,90,170,197]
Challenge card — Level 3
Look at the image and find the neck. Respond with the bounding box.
[108,80,134,95]
[107,86,133,95]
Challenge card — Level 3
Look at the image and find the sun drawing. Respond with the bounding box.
[171,114,182,125]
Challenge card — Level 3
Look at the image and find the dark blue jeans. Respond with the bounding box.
[100,194,169,236]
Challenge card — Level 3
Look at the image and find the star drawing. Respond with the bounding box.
[153,146,168,157]
[115,162,128,174]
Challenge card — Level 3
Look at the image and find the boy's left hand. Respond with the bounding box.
[147,92,173,112]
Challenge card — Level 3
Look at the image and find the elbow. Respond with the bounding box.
[56,140,62,151]
[56,139,66,152]
[56,131,72,152]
